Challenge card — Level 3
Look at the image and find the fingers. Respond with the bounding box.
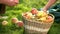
[8,0,19,6]
[14,0,19,4]
[0,0,19,6]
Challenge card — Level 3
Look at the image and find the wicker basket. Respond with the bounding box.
[22,14,54,34]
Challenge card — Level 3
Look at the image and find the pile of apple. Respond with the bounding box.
[1,17,24,27]
[11,17,24,27]
[23,8,54,23]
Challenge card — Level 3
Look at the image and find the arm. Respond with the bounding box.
[0,0,2,4]
[43,0,57,12]
[0,0,19,6]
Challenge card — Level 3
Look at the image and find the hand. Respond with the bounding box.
[42,8,47,13]
[0,0,19,6]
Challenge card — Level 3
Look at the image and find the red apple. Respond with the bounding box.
[11,17,18,23]
[31,8,38,14]
[45,16,53,23]
[23,12,28,17]
[48,16,53,21]
[2,20,8,26]
[47,16,53,19]
[17,21,24,27]
[23,12,33,19]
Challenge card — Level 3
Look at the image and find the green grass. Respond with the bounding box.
[0,11,24,34]
[0,0,60,34]
[1,8,59,34]
[48,22,60,34]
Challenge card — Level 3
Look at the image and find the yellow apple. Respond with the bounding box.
[43,16,53,23]
[39,17,47,21]
[2,20,8,26]
[23,12,33,19]
[11,17,18,23]
[27,12,33,17]
[36,11,48,17]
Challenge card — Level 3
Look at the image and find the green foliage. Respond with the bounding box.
[6,0,48,11]
[22,0,48,9]
[2,0,60,34]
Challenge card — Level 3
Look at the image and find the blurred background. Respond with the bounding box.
[0,0,60,34]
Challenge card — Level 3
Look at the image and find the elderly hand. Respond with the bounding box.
[0,0,19,6]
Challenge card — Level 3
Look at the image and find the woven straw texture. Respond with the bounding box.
[22,14,54,34]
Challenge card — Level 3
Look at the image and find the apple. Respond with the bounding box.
[38,17,47,21]
[11,17,18,23]
[17,21,24,27]
[36,11,48,17]
[23,12,27,17]
[23,12,33,19]
[45,16,53,23]
[2,20,8,26]
[31,8,38,14]
[47,16,53,19]
[47,16,53,21]
[31,15,35,19]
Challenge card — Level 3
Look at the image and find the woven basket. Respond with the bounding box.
[22,14,54,34]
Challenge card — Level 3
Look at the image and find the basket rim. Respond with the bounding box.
[22,13,55,24]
